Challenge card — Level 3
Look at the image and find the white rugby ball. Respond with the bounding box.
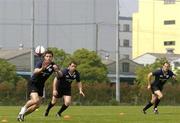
[35,45,45,56]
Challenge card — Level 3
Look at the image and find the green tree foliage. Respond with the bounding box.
[0,59,27,100]
[135,58,178,86]
[0,59,19,85]
[47,47,70,67]
[71,48,109,83]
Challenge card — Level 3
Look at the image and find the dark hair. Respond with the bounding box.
[68,61,78,66]
[163,61,170,66]
[44,50,53,57]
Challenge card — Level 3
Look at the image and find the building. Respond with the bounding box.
[102,58,142,84]
[0,48,41,79]
[119,16,132,59]
[133,52,180,71]
[133,0,180,58]
[0,49,31,71]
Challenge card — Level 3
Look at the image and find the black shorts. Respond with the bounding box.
[151,85,162,94]
[54,88,71,98]
[27,80,44,97]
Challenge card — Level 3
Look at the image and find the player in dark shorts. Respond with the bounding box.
[17,50,61,122]
[44,61,85,117]
[142,62,176,114]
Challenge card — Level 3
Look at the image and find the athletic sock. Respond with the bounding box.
[19,106,27,115]
[154,99,160,109]
[57,104,68,115]
[143,101,153,111]
[46,102,55,112]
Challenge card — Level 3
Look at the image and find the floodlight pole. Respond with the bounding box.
[31,0,35,74]
[115,0,120,102]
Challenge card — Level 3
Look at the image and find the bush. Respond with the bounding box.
[1,81,180,106]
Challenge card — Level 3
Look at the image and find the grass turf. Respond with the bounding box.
[0,106,180,123]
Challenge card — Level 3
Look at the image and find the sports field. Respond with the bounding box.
[0,106,180,123]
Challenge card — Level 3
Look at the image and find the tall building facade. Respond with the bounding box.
[119,16,132,60]
[133,0,180,58]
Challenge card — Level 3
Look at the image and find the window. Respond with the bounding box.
[174,62,180,68]
[123,55,130,59]
[164,41,175,46]
[123,39,130,47]
[166,48,174,54]
[164,0,176,4]
[122,62,129,72]
[164,20,175,25]
[123,24,130,32]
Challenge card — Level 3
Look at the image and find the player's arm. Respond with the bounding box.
[33,62,46,74]
[172,74,177,83]
[53,64,63,78]
[147,72,153,90]
[77,82,85,97]
[52,77,58,96]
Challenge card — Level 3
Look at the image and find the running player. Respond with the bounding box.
[17,50,61,122]
[142,62,176,114]
[44,61,85,117]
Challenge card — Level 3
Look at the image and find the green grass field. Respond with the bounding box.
[0,106,180,123]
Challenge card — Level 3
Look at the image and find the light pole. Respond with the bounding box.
[95,23,98,53]
[46,0,49,48]
[30,0,35,74]
[115,0,120,102]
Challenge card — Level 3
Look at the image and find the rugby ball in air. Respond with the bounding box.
[35,45,45,56]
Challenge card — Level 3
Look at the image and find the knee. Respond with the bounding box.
[51,100,56,105]
[64,101,71,106]
[51,96,58,105]
[158,94,163,99]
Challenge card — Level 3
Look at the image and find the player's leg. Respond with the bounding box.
[45,96,58,116]
[24,94,42,116]
[143,94,156,114]
[153,90,163,114]
[17,92,41,121]
[56,95,71,117]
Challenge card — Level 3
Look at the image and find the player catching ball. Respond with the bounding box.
[142,62,176,114]
[17,50,62,122]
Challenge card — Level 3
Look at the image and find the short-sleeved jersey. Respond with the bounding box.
[151,68,174,88]
[30,60,55,85]
[57,68,80,89]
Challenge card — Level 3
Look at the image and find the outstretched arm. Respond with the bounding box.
[77,82,85,97]
[147,72,153,90]
[172,75,177,82]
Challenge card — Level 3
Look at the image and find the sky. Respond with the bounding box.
[119,0,138,17]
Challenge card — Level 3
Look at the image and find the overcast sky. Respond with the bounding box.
[119,0,138,17]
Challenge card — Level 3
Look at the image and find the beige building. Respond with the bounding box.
[133,0,180,58]
[102,58,142,84]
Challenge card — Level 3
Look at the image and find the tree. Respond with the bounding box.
[47,47,70,67]
[0,59,19,85]
[71,48,109,83]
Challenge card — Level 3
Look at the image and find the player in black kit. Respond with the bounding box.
[142,62,176,114]
[44,61,85,117]
[17,50,61,122]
